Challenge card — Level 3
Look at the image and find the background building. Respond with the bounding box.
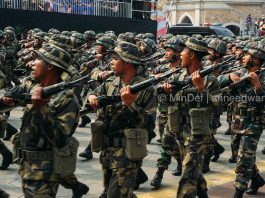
[165,0,265,35]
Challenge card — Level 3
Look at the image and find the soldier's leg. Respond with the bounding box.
[57,174,89,198]
[99,150,112,198]
[229,132,241,163]
[3,122,18,141]
[0,188,9,198]
[171,137,184,176]
[151,130,176,188]
[177,136,209,198]
[211,135,225,162]
[157,112,167,143]
[0,140,13,170]
[22,180,59,198]
[79,141,93,160]
[134,168,148,190]
[107,167,138,198]
[233,134,261,196]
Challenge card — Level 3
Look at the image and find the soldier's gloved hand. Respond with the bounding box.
[229,73,240,83]
[248,72,261,91]
[120,86,138,107]
[31,87,50,108]
[88,95,99,109]
[1,97,15,106]
[163,82,173,94]
[191,71,204,93]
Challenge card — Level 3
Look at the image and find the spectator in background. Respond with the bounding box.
[59,3,66,13]
[143,0,151,20]
[67,4,72,13]
[133,0,144,19]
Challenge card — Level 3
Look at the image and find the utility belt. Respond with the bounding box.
[91,120,148,161]
[19,149,52,161]
[105,136,126,148]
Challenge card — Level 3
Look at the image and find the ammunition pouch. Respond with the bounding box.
[124,128,148,161]
[91,120,106,152]
[189,108,211,136]
[53,137,79,177]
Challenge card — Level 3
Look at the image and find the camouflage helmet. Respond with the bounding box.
[210,34,217,38]
[140,38,156,53]
[84,30,96,41]
[105,30,115,35]
[61,31,71,37]
[33,28,43,34]
[135,33,144,41]
[49,34,73,49]
[143,33,155,40]
[33,32,48,40]
[208,38,227,55]
[160,34,173,42]
[117,33,135,44]
[4,30,15,40]
[96,36,116,50]
[235,41,246,49]
[4,26,15,33]
[182,37,208,53]
[96,33,104,39]
[112,41,141,64]
[70,33,86,46]
[33,43,72,74]
[48,28,60,35]
[164,36,184,52]
[106,33,117,41]
[0,30,5,39]
[243,41,265,60]
[192,34,203,40]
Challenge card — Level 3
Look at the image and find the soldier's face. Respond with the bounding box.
[111,54,126,76]
[180,47,191,68]
[235,48,243,59]
[242,52,251,67]
[31,58,49,80]
[97,45,103,54]
[165,48,175,61]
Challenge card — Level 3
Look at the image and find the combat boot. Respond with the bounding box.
[0,142,13,170]
[233,188,244,198]
[202,152,212,174]
[211,141,225,162]
[78,116,91,128]
[228,155,237,163]
[246,174,265,195]
[3,123,18,141]
[150,167,165,189]
[172,159,182,176]
[262,147,265,155]
[197,190,209,198]
[72,181,89,198]
[99,189,107,198]
[134,168,148,190]
[224,124,232,135]
[79,144,93,160]
[0,188,9,198]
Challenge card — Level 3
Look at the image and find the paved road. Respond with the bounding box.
[0,107,265,198]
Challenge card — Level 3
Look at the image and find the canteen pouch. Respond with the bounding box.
[53,137,79,176]
[91,120,105,152]
[189,108,211,136]
[167,106,180,135]
[124,128,148,161]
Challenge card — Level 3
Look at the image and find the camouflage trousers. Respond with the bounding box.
[157,128,184,169]
[22,180,59,198]
[100,147,141,198]
[157,112,167,142]
[177,135,210,198]
[230,131,241,159]
[234,133,261,190]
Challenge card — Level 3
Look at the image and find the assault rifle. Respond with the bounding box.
[141,51,165,63]
[0,75,93,112]
[83,67,181,112]
[221,68,265,93]
[169,55,236,90]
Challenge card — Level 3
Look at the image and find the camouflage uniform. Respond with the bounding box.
[219,41,265,197]
[89,41,157,198]
[167,38,221,198]
[10,44,84,197]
